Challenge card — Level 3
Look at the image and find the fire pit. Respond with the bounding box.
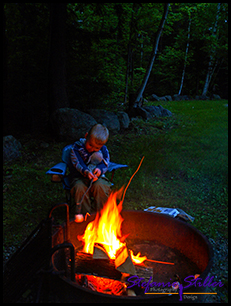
[50,200,213,303]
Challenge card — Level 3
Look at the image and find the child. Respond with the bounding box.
[70,124,111,222]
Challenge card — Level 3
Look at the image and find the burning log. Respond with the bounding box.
[75,274,127,296]
[75,251,122,280]
[93,244,109,260]
[115,245,136,275]
[74,245,149,297]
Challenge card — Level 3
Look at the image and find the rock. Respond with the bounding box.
[161,108,172,117]
[195,95,209,100]
[158,96,167,101]
[164,95,172,101]
[136,107,152,120]
[173,94,190,101]
[173,94,181,101]
[51,108,97,141]
[143,105,172,118]
[128,105,173,120]
[149,94,160,101]
[212,94,221,100]
[143,105,162,117]
[200,94,209,100]
[87,109,120,133]
[117,111,130,129]
[182,95,190,100]
[3,135,22,162]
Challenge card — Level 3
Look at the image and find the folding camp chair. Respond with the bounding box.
[46,144,128,206]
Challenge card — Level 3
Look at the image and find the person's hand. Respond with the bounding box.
[93,168,101,178]
[85,170,98,181]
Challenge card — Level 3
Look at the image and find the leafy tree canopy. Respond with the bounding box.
[3,3,228,135]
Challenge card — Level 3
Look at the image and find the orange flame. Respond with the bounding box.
[77,187,146,264]
[130,250,147,264]
[77,157,147,265]
[78,187,126,259]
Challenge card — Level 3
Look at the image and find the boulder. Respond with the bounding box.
[173,94,182,101]
[212,94,221,100]
[3,135,22,162]
[143,105,162,117]
[156,105,172,117]
[128,104,173,120]
[87,109,120,133]
[173,94,191,101]
[158,96,167,101]
[195,95,209,100]
[117,111,130,129]
[164,95,172,101]
[182,95,191,100]
[143,105,172,118]
[51,108,97,141]
[149,94,160,101]
[161,108,172,117]
[136,107,152,120]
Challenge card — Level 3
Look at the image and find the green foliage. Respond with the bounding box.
[3,3,228,135]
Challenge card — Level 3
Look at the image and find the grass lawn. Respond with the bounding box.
[3,99,228,251]
[112,99,228,240]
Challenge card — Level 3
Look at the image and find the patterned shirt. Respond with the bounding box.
[70,138,110,179]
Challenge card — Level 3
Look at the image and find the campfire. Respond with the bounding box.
[47,157,212,302]
[77,187,147,265]
[72,157,175,296]
[3,155,213,302]
[74,188,175,296]
[50,208,212,302]
[75,187,150,295]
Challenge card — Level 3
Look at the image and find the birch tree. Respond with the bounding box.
[133,3,170,107]
[202,3,221,96]
[178,17,191,95]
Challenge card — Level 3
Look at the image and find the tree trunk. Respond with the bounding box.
[124,43,133,105]
[178,18,191,95]
[124,3,139,105]
[134,3,169,106]
[202,59,213,96]
[3,4,7,84]
[48,3,69,119]
[202,3,221,96]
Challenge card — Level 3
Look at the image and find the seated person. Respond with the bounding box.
[70,124,111,222]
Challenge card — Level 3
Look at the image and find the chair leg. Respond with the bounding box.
[110,170,115,183]
[65,190,71,206]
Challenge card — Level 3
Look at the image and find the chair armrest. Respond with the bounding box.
[107,162,128,172]
[46,162,67,176]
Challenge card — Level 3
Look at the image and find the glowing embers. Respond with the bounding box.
[75,274,127,296]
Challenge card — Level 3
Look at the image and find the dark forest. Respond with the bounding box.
[3,3,228,135]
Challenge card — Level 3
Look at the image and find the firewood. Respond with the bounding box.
[115,246,136,275]
[75,252,121,280]
[116,255,136,275]
[135,264,153,282]
[127,289,136,296]
[93,244,109,260]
